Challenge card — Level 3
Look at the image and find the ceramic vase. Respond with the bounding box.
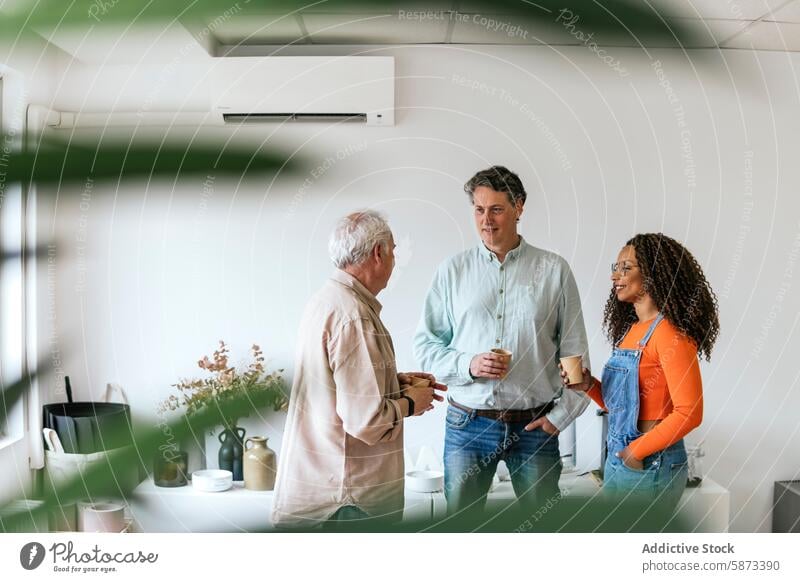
[218,425,246,481]
[154,449,188,487]
[243,436,277,491]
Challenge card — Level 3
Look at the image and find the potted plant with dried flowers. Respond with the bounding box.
[159,341,288,480]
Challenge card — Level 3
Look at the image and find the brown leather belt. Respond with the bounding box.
[449,399,555,423]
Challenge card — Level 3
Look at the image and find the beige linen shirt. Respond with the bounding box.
[272,270,405,528]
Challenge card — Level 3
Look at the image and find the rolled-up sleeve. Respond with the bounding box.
[329,317,403,446]
[547,261,591,430]
[413,268,475,386]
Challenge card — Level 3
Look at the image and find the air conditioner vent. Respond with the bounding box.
[222,112,368,124]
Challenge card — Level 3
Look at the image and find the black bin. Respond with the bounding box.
[42,377,132,454]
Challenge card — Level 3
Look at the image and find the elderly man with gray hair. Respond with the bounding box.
[272,209,446,529]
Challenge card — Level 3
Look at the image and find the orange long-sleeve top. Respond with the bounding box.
[586,316,703,460]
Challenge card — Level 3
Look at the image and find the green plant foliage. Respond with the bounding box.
[0,0,694,45]
[4,137,296,185]
[0,376,36,426]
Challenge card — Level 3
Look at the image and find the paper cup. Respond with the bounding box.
[560,355,584,385]
[408,375,431,388]
[490,348,512,378]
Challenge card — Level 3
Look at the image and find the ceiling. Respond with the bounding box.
[203,0,800,53]
[31,0,800,63]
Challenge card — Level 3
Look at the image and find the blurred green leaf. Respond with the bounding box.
[5,138,296,185]
[0,0,694,45]
[258,494,690,533]
[0,376,34,423]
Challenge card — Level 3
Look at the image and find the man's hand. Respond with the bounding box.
[469,353,509,379]
[616,446,644,470]
[524,416,560,435]
[398,372,447,416]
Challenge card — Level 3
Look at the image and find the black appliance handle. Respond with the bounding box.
[65,376,73,403]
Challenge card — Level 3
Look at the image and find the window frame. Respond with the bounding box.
[0,71,28,453]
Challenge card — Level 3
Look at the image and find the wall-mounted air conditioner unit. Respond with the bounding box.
[212,56,394,127]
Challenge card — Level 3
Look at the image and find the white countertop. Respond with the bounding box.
[129,478,441,532]
[129,472,728,532]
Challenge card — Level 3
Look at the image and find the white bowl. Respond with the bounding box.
[192,470,233,492]
[406,470,444,493]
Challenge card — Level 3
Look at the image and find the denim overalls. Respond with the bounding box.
[601,314,689,508]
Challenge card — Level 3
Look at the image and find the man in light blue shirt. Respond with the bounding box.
[413,166,590,516]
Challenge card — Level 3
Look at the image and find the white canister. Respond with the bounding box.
[77,501,126,533]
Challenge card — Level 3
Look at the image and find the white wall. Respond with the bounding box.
[36,45,800,532]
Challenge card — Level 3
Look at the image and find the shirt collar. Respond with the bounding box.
[331,269,383,314]
[479,235,528,263]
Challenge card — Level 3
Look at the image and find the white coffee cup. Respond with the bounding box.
[77,501,126,533]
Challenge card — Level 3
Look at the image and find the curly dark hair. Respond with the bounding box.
[602,233,720,360]
[464,166,527,206]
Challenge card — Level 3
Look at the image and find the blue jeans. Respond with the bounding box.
[443,405,562,516]
[603,439,689,508]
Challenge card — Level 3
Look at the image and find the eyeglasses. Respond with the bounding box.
[611,262,638,275]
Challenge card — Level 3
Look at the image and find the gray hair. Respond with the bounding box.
[464,165,527,206]
[328,209,393,269]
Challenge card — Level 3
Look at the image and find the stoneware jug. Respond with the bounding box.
[218,426,246,481]
[243,436,277,491]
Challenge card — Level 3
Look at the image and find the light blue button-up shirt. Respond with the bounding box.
[413,237,590,430]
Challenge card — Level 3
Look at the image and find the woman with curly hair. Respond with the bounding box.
[562,233,719,508]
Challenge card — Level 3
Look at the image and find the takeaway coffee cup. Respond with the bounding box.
[560,355,584,385]
[490,348,512,378]
[408,375,431,388]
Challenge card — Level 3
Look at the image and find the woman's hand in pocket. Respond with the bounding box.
[616,446,644,470]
